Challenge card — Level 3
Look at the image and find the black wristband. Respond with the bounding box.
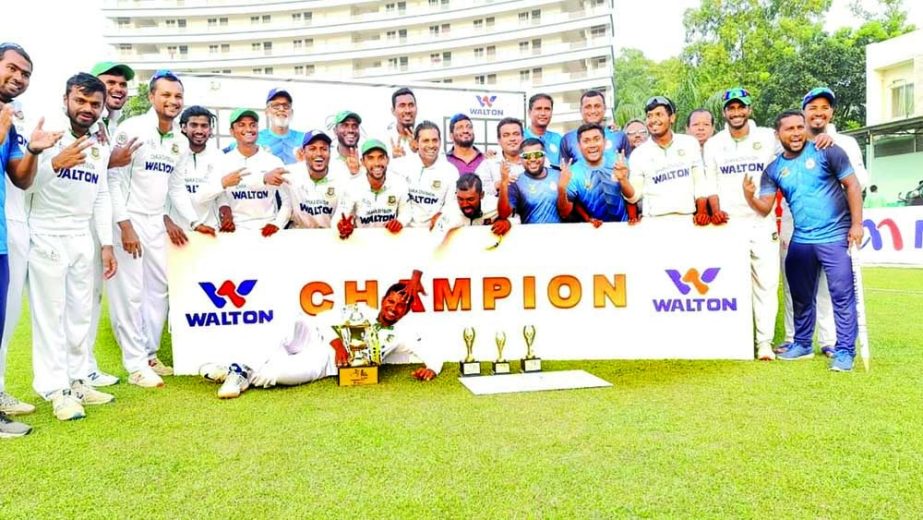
[25,144,39,155]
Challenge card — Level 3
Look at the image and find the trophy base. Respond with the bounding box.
[521,357,542,373]
[460,361,482,377]
[492,361,512,375]
[337,365,379,386]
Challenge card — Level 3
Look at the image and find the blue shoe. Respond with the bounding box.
[829,350,854,372]
[778,342,814,360]
[773,342,793,354]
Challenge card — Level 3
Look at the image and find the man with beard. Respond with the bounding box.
[557,123,629,225]
[624,119,648,149]
[390,121,457,229]
[745,110,862,372]
[334,139,410,239]
[703,88,779,361]
[498,138,563,224]
[524,93,563,168]
[559,90,630,166]
[686,108,715,152]
[282,130,345,229]
[108,70,216,389]
[197,109,290,235]
[388,87,417,158]
[331,110,362,178]
[198,282,443,399]
[167,106,224,235]
[618,96,713,225]
[27,73,119,421]
[476,117,524,197]
[446,114,486,175]
[433,173,513,236]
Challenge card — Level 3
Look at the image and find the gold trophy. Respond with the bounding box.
[460,327,482,377]
[520,325,542,373]
[492,331,512,375]
[332,304,380,386]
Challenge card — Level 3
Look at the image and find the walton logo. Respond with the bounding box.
[470,95,504,117]
[475,95,497,108]
[185,279,273,327]
[654,268,737,312]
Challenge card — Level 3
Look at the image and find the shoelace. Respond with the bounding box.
[0,392,17,406]
[0,412,14,424]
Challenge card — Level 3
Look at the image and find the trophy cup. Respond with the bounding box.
[332,304,380,386]
[520,325,542,373]
[460,327,482,377]
[492,331,512,375]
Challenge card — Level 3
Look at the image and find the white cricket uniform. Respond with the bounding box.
[333,175,411,229]
[282,163,347,229]
[704,124,780,348]
[26,116,113,397]
[108,109,202,374]
[390,154,457,228]
[433,194,519,230]
[779,124,869,347]
[626,133,712,217]
[475,157,524,197]
[168,144,224,229]
[0,100,30,393]
[197,147,290,232]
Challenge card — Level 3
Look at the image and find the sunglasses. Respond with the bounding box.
[149,69,181,87]
[645,96,675,113]
[722,87,751,101]
[520,151,545,160]
[627,130,648,137]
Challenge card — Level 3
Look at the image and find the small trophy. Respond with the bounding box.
[460,327,482,377]
[332,304,380,386]
[520,325,542,373]
[492,331,512,375]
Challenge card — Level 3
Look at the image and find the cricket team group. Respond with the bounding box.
[0,41,866,438]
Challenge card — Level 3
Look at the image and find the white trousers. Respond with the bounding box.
[86,222,104,374]
[108,213,169,373]
[253,322,337,387]
[28,232,94,397]
[747,218,781,346]
[0,219,29,393]
[780,217,835,346]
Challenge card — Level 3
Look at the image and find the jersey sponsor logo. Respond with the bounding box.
[57,168,100,184]
[185,279,273,327]
[719,162,764,175]
[231,190,270,200]
[651,168,690,184]
[476,95,497,108]
[185,184,199,194]
[358,212,396,225]
[299,202,333,216]
[145,161,175,174]
[653,268,738,313]
[409,193,439,205]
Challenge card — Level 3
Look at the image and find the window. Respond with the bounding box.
[167,45,178,55]
[486,16,495,27]
[590,56,608,69]
[295,65,304,74]
[399,2,406,13]
[117,17,130,28]
[473,19,483,29]
[294,39,304,49]
[387,30,397,40]
[443,78,453,84]
[293,13,301,22]
[207,18,217,27]
[518,12,528,23]
[253,68,263,75]
[305,12,313,23]
[486,45,496,58]
[222,69,231,74]
[118,44,132,54]
[219,17,228,26]
[177,19,186,28]
[306,64,315,75]
[250,16,259,24]
[429,25,440,36]
[474,47,484,58]
[262,15,271,23]
[221,43,230,52]
[209,44,219,54]
[388,57,408,70]
[252,42,261,51]
[263,42,272,54]
[430,53,441,64]
[532,39,542,53]
[520,70,530,82]
[305,38,314,47]
[892,82,915,118]
[178,45,188,55]
[441,23,450,34]
[264,67,273,74]
[443,51,452,65]
[475,75,486,85]
[531,9,541,23]
[590,25,607,38]
[399,29,407,41]
[487,74,496,85]
[519,41,529,53]
[532,67,543,82]
[385,2,396,12]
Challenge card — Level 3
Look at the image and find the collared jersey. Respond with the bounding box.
[109,109,199,226]
[760,142,854,244]
[566,160,628,222]
[703,124,778,219]
[390,154,457,228]
[27,113,113,245]
[475,157,524,197]
[169,144,224,229]
[333,175,410,228]
[626,133,711,217]
[282,162,347,229]
[226,128,305,166]
[1,123,25,254]
[508,169,563,224]
[446,147,486,175]
[524,127,563,167]
[434,194,519,230]
[560,127,629,166]
[198,147,290,231]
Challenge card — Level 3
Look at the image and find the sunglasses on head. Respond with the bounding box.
[149,69,181,87]
[520,151,545,160]
[722,87,751,101]
[644,96,675,113]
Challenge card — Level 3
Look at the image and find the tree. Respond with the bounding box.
[123,83,151,119]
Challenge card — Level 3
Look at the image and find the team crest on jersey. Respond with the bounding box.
[432,180,441,190]
[753,142,763,150]
[171,143,180,155]
[780,167,790,178]
[90,147,100,159]
[116,133,128,146]
[326,186,336,198]
[14,110,24,120]
[528,184,537,194]
[805,158,816,170]
[678,149,686,157]
[387,195,397,206]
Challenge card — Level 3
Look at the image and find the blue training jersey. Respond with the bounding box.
[508,169,562,224]
[0,126,24,254]
[224,128,306,165]
[559,127,630,166]
[566,160,628,222]
[524,127,563,168]
[760,142,854,244]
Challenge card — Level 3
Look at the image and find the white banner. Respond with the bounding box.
[166,221,754,375]
[860,206,923,267]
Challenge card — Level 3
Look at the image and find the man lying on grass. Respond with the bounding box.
[198,282,443,398]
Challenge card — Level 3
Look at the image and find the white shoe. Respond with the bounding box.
[71,380,115,405]
[50,389,86,421]
[757,343,776,361]
[148,357,174,376]
[86,371,120,387]
[0,391,36,415]
[198,363,229,383]
[217,363,251,399]
[128,370,165,388]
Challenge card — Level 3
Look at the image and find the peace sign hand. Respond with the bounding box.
[51,135,94,171]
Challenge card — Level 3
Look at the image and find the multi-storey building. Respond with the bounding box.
[101,0,616,131]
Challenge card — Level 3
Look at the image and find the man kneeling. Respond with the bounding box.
[199,283,442,398]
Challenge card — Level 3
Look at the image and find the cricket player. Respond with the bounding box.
[334,139,410,239]
[445,114,486,175]
[167,105,224,233]
[475,117,525,196]
[498,138,563,224]
[559,90,630,166]
[619,96,714,224]
[744,110,863,372]
[432,173,514,237]
[703,88,780,361]
[557,123,629,225]
[197,108,291,236]
[524,93,563,167]
[331,110,363,178]
[390,121,457,229]
[225,88,305,165]
[777,87,870,357]
[283,130,346,229]
[108,70,216,389]
[28,73,119,421]
[387,87,417,158]
[198,282,443,399]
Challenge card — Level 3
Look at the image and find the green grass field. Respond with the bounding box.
[1,268,922,518]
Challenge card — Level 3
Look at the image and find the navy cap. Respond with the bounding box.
[302,129,332,147]
[802,87,836,109]
[266,88,293,104]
